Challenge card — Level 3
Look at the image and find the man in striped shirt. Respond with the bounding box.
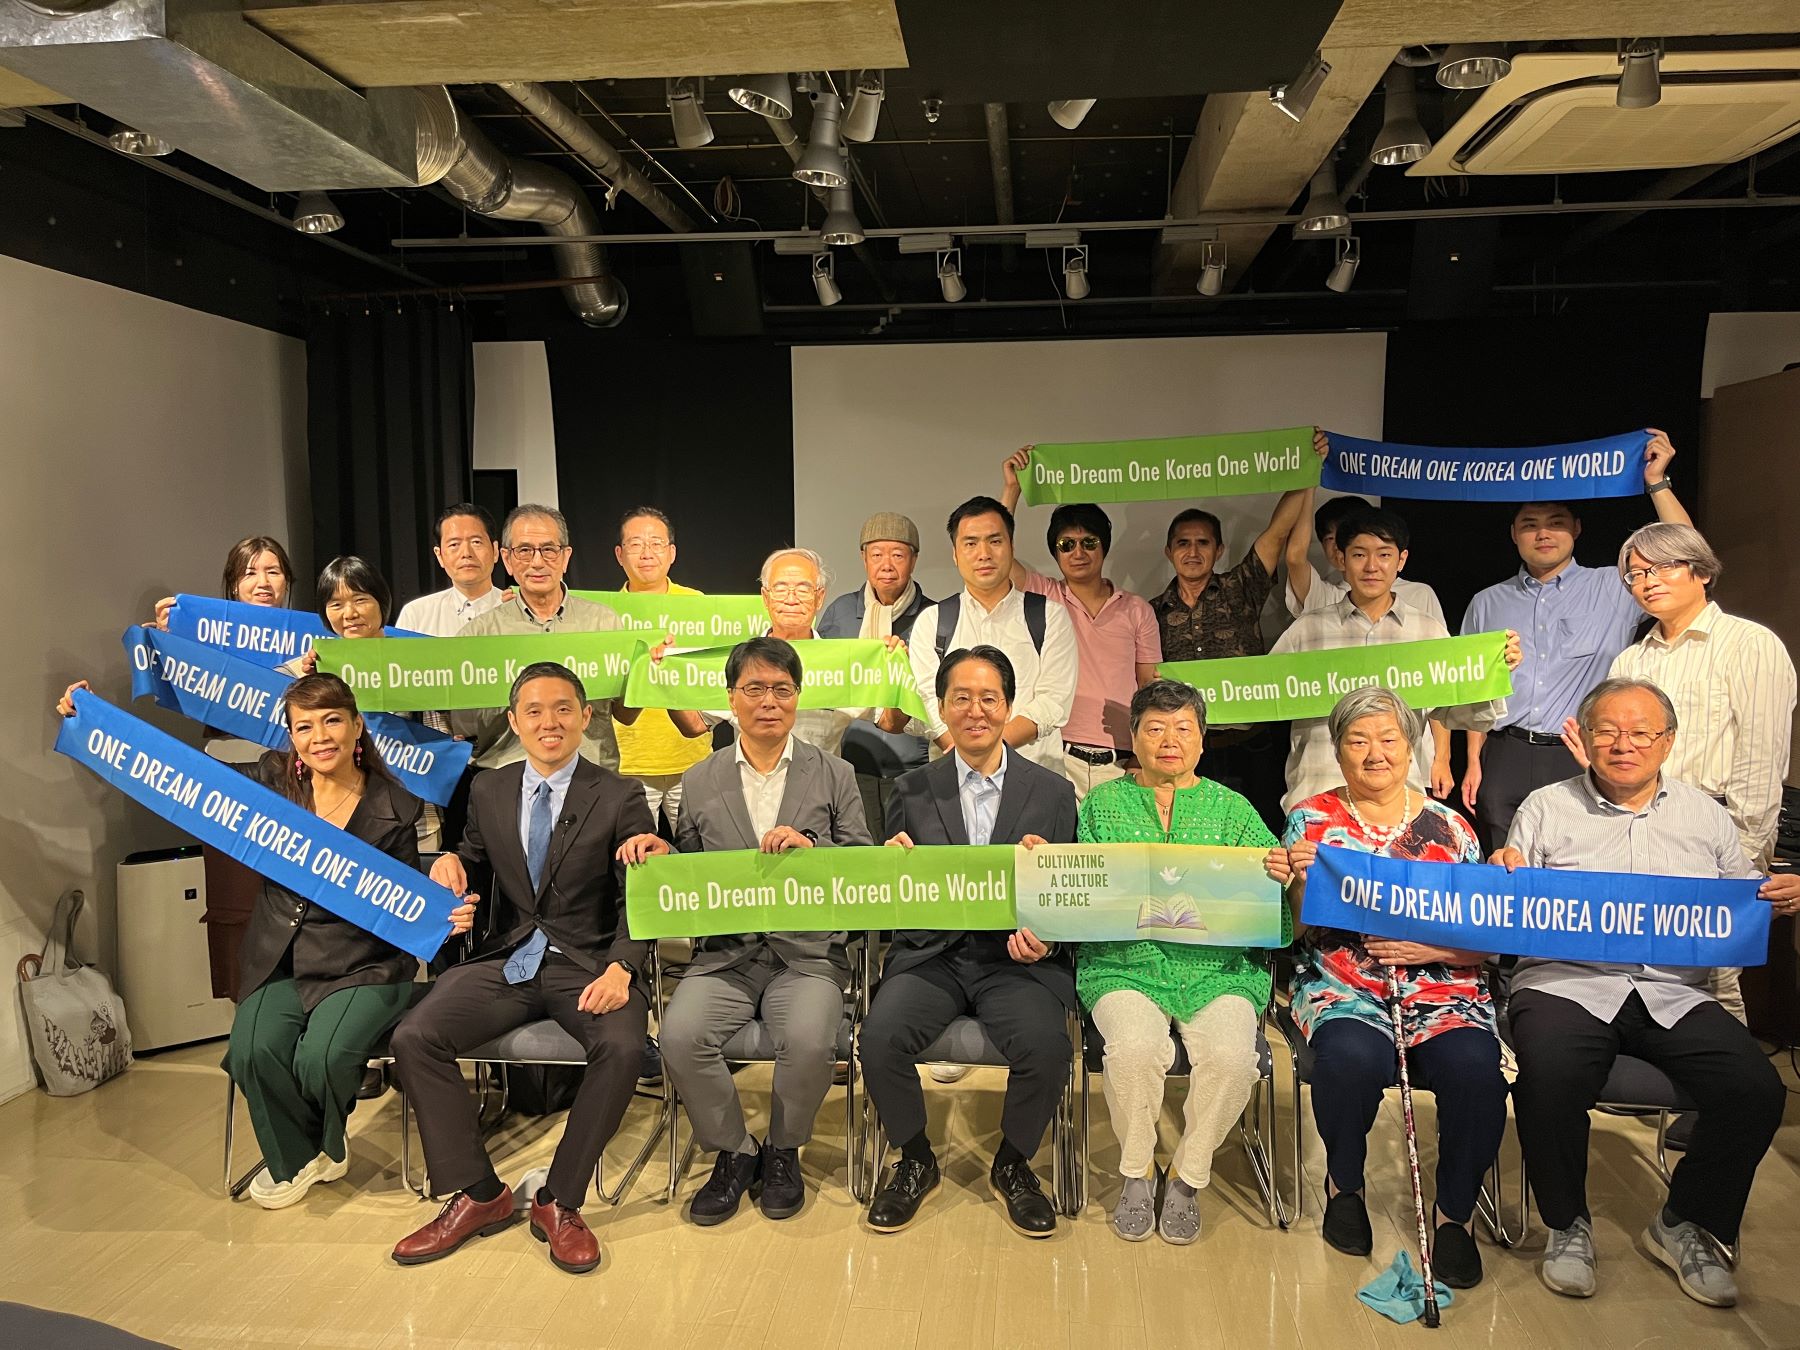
[1561,523,1796,1020]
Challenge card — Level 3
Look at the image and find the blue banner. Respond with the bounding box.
[1320,430,1649,502]
[165,594,419,668]
[56,691,457,963]
[1305,845,1769,967]
[124,626,471,807]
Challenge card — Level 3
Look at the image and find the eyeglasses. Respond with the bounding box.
[1621,560,1690,587]
[506,543,568,562]
[620,537,670,555]
[946,693,1006,713]
[766,582,819,599]
[1055,536,1102,554]
[1586,727,1671,749]
[733,682,799,703]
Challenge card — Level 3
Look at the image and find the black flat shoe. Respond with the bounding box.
[1322,1190,1373,1256]
[687,1149,761,1227]
[759,1144,805,1220]
[1432,1219,1483,1289]
[990,1158,1056,1239]
[867,1156,940,1232]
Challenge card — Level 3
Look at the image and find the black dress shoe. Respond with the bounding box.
[639,1035,664,1086]
[687,1149,761,1227]
[989,1158,1056,1239]
[760,1144,805,1220]
[1432,1219,1483,1289]
[867,1156,940,1232]
[1322,1190,1373,1256]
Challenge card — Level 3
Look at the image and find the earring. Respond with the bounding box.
[353,742,364,768]
[294,757,309,782]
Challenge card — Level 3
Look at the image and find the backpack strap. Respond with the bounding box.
[932,594,963,663]
[1023,591,1047,654]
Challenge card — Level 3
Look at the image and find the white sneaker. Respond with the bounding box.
[928,1065,972,1084]
[316,1150,350,1184]
[249,1155,325,1210]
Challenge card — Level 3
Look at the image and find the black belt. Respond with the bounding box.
[1064,743,1120,765]
[1497,726,1565,747]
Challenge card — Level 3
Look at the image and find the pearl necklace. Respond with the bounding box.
[1343,787,1412,846]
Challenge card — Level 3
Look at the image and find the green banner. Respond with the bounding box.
[1159,631,1512,724]
[571,591,769,645]
[1019,427,1319,505]
[317,633,646,712]
[1016,843,1282,945]
[623,638,928,719]
[626,844,1017,937]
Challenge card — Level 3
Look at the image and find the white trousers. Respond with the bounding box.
[639,775,686,835]
[1062,754,1126,802]
[1090,990,1261,1188]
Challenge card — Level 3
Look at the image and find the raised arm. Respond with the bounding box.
[1642,427,1694,527]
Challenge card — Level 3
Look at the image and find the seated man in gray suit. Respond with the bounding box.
[860,644,1079,1239]
[617,637,871,1225]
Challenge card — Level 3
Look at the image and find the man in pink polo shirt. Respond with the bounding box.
[1001,450,1160,798]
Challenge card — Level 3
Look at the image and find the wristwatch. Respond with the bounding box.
[799,828,819,843]
[613,958,639,978]
[1647,478,1673,494]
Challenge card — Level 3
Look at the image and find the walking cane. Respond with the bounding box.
[1387,970,1440,1328]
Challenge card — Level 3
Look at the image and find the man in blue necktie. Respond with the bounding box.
[391,662,655,1277]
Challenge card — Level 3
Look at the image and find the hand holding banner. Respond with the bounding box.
[55,692,459,962]
[1015,843,1284,945]
[315,632,645,712]
[624,639,929,719]
[1304,845,1770,967]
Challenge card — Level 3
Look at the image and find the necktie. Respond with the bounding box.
[505,780,553,984]
[969,777,1000,847]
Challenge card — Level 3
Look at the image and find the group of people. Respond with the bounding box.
[55,425,1798,1310]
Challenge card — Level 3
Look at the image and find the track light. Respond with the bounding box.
[292,191,345,235]
[842,70,885,142]
[666,76,714,149]
[1196,239,1226,297]
[728,72,793,119]
[1371,66,1430,166]
[1062,245,1090,299]
[1326,236,1361,294]
[1436,43,1511,90]
[794,92,850,188]
[1047,99,1096,130]
[820,164,864,245]
[1270,51,1331,123]
[108,127,172,157]
[811,252,841,306]
[937,248,966,303]
[1295,163,1350,235]
[1618,38,1663,109]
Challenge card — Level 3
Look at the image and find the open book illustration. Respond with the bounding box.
[1137,895,1208,932]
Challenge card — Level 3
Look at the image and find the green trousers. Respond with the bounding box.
[226,979,419,1183]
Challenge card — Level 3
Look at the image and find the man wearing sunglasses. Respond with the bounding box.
[999,451,1159,799]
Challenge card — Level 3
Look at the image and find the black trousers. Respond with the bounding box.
[391,953,648,1209]
[860,946,1070,1158]
[1510,989,1784,1244]
[1202,725,1287,834]
[1473,733,1577,856]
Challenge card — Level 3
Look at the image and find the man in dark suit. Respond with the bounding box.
[860,644,1079,1238]
[619,637,872,1226]
[390,661,654,1276]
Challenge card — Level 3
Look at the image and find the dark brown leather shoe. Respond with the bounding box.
[530,1195,601,1274]
[392,1190,518,1266]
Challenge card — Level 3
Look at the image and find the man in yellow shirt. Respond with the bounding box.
[613,507,711,834]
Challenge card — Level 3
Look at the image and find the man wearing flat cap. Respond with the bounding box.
[818,513,935,642]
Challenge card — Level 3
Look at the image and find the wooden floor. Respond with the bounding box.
[2,1045,1798,1349]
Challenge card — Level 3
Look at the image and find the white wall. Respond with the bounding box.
[0,255,306,1101]
[473,341,559,507]
[1701,313,1800,397]
[792,335,1388,604]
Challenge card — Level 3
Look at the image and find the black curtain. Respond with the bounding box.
[305,301,474,606]
[546,335,794,594]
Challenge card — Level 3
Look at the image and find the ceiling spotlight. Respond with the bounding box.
[728,72,793,119]
[1062,244,1090,300]
[820,169,864,245]
[292,190,345,235]
[1326,236,1361,294]
[1371,66,1431,166]
[1270,51,1331,123]
[666,76,715,149]
[811,252,841,306]
[1436,43,1511,90]
[842,70,885,142]
[1047,98,1097,130]
[108,127,173,157]
[937,248,966,303]
[1618,38,1663,109]
[794,91,850,188]
[1295,162,1350,234]
[1196,239,1227,297]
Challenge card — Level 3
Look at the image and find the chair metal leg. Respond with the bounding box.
[1475,1140,1529,1248]
[222,1075,267,1199]
[398,1087,425,1199]
[1238,1067,1288,1229]
[596,1078,672,1207]
[1654,1109,1674,1184]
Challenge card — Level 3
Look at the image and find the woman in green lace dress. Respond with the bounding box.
[1077,679,1291,1246]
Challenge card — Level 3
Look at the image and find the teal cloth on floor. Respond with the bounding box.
[1356,1250,1454,1325]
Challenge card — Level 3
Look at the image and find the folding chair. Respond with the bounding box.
[222,1037,405,1199]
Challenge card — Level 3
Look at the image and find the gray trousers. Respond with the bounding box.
[660,948,845,1152]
